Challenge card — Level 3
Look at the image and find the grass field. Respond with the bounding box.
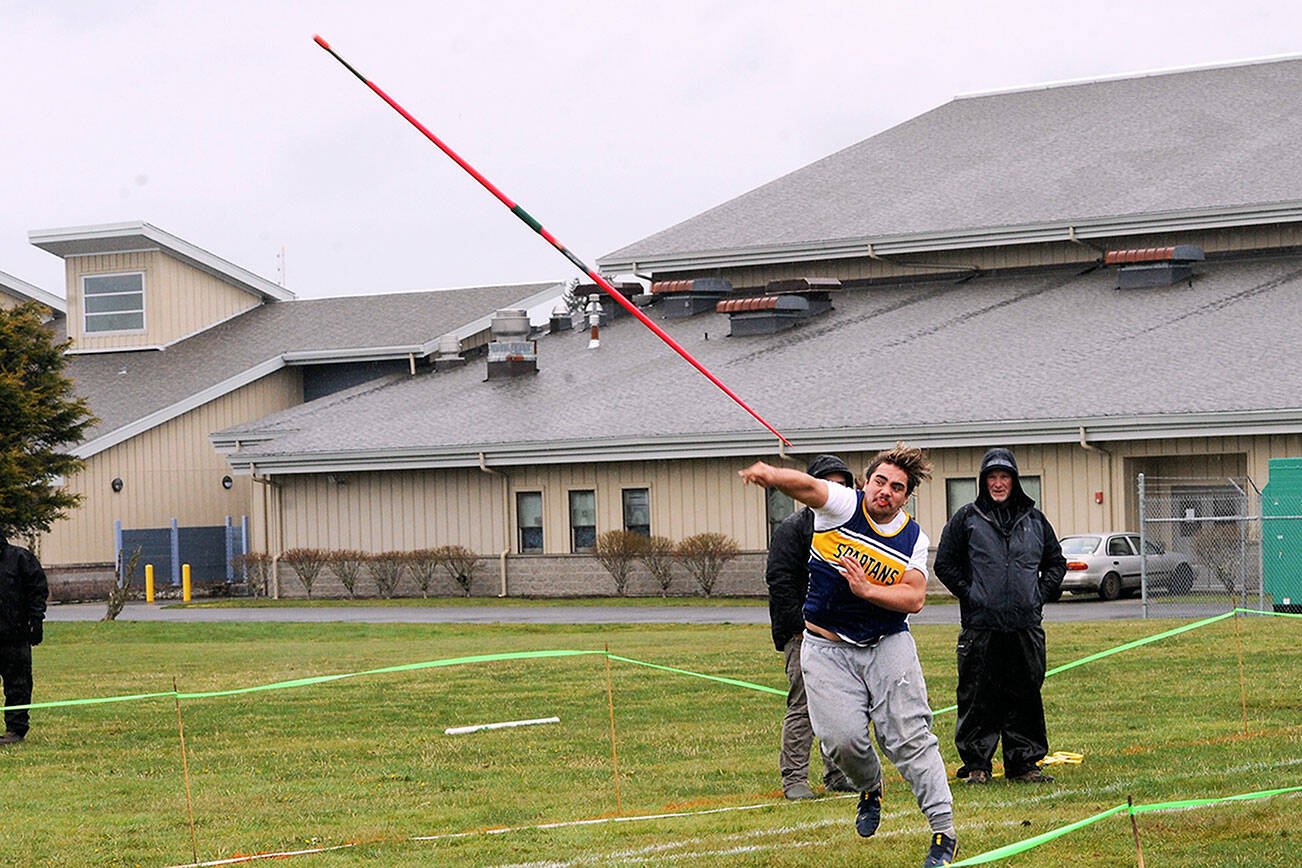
[3,612,1298,867]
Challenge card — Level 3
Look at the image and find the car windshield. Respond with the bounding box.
[1060,536,1101,554]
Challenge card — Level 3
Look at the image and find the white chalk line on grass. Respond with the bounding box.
[162,842,357,867]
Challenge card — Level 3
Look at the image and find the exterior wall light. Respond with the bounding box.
[221,475,234,490]
[111,477,124,493]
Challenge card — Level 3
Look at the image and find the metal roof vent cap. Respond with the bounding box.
[549,301,572,334]
[490,308,531,340]
[1105,245,1204,289]
[434,333,466,370]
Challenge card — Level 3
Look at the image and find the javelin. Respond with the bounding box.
[313,35,791,447]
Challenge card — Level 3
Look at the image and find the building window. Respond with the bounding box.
[766,487,796,542]
[946,475,1042,518]
[517,491,543,553]
[569,490,596,552]
[83,272,145,333]
[622,488,650,537]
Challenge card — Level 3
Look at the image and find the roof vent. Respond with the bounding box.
[650,277,732,319]
[549,301,572,334]
[486,309,537,380]
[576,281,648,323]
[434,333,466,370]
[716,277,839,336]
[1105,245,1204,289]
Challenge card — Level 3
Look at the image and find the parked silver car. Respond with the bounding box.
[1057,533,1195,600]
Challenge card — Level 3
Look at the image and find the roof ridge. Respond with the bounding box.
[955,52,1302,101]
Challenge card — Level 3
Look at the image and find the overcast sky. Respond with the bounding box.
[3,1,1299,299]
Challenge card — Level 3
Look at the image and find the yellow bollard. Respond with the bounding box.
[182,563,192,602]
[145,564,155,603]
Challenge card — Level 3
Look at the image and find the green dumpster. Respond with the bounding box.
[1262,457,1302,613]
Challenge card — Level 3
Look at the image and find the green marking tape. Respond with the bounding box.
[607,654,786,696]
[950,784,1302,865]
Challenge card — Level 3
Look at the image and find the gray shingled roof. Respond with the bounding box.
[221,251,1302,471]
[69,283,562,449]
[599,58,1302,271]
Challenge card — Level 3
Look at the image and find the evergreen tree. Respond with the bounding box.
[0,302,96,538]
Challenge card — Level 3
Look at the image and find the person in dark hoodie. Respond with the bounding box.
[0,536,47,745]
[765,454,856,800]
[933,448,1066,784]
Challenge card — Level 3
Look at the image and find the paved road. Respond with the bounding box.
[45,596,1145,625]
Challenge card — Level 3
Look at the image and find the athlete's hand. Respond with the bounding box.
[738,461,777,488]
[839,555,874,600]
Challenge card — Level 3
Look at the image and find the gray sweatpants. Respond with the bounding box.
[801,630,953,826]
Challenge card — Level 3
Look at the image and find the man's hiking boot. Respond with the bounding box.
[0,732,25,745]
[783,782,817,800]
[962,769,990,784]
[923,832,958,866]
[855,789,881,837]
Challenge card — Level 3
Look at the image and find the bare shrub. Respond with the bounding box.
[639,536,677,597]
[406,548,443,597]
[324,549,369,598]
[369,552,407,599]
[675,533,740,598]
[103,546,142,621]
[593,530,647,596]
[280,548,329,599]
[231,552,272,597]
[438,545,480,596]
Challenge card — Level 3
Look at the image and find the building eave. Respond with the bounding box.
[596,201,1302,275]
[29,221,295,302]
[0,268,66,314]
[223,409,1302,475]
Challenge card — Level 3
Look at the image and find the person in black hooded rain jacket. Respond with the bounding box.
[0,536,47,744]
[933,448,1066,783]
[765,454,855,799]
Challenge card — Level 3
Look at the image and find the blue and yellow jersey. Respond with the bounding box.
[803,488,924,645]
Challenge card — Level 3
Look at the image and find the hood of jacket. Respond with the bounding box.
[806,454,854,488]
[975,447,1034,514]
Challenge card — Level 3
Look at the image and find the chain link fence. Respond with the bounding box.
[1138,475,1266,618]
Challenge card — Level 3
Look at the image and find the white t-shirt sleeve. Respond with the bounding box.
[908,527,931,578]
[812,482,858,530]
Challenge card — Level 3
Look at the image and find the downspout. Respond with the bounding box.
[250,466,282,598]
[1067,226,1106,258]
[1079,426,1114,525]
[478,451,510,597]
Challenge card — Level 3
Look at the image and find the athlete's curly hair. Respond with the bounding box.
[864,442,933,496]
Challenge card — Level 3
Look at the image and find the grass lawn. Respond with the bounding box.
[3,614,1298,867]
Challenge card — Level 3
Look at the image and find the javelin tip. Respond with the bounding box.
[313,34,330,49]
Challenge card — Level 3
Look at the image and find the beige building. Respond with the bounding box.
[12,222,565,591]
[13,57,1302,599]
[212,57,1302,598]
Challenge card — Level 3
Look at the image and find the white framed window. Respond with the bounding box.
[622,488,651,537]
[83,272,145,333]
[569,489,596,552]
[517,491,543,553]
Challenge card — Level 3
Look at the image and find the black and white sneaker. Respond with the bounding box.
[855,789,881,838]
[923,832,958,867]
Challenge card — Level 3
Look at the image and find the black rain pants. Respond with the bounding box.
[954,626,1047,779]
[1,643,33,737]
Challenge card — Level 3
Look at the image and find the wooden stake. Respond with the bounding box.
[604,644,622,815]
[174,677,199,865]
[1233,609,1250,736]
[1128,795,1145,868]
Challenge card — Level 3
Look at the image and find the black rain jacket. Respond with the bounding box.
[933,449,1066,630]
[0,538,48,644]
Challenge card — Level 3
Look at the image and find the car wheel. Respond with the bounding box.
[1171,563,1194,595]
[1098,572,1122,601]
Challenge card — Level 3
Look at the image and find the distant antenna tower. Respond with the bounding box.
[276,245,287,286]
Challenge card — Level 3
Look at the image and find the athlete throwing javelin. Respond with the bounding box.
[740,444,957,867]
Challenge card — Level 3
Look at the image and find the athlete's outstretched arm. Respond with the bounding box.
[739,461,829,508]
